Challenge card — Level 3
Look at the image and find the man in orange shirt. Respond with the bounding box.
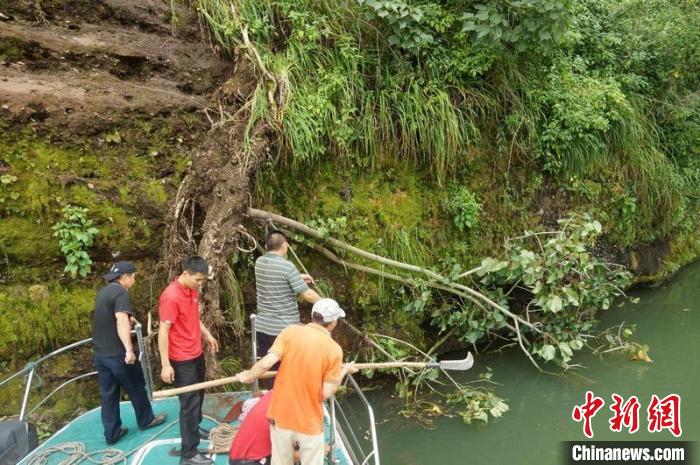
[237,298,357,465]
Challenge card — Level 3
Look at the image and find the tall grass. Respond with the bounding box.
[382,226,433,267]
[195,0,692,242]
[606,102,684,236]
[196,0,479,183]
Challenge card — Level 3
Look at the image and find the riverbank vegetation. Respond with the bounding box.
[199,0,697,245]
[0,0,697,428]
[198,0,697,421]
[200,0,698,355]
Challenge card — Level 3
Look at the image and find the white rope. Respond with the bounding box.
[25,419,180,465]
[25,442,127,465]
[209,423,238,453]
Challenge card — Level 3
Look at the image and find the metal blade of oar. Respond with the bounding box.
[426,352,474,371]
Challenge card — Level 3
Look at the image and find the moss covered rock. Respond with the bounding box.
[0,217,59,264]
[0,282,97,358]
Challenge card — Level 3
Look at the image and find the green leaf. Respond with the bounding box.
[563,287,579,306]
[480,257,508,274]
[105,130,122,144]
[558,341,573,358]
[462,20,476,31]
[546,294,563,313]
[489,400,509,418]
[531,280,543,294]
[541,344,556,361]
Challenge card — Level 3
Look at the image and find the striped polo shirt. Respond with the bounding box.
[255,253,309,336]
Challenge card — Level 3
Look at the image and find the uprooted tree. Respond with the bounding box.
[161,6,286,344]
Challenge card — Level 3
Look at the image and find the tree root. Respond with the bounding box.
[160,10,288,375]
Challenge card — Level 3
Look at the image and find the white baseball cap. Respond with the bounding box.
[312,298,346,323]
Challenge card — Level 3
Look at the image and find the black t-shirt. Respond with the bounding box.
[92,283,133,357]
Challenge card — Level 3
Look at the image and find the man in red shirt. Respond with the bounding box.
[228,391,273,465]
[158,256,219,465]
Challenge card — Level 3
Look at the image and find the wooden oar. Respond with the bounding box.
[152,353,473,399]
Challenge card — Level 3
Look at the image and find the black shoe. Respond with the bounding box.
[106,427,128,445]
[168,447,213,457]
[180,452,213,465]
[198,426,210,439]
[140,412,167,430]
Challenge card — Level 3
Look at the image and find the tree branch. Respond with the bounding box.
[247,208,540,333]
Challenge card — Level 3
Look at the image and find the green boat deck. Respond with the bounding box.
[20,392,352,465]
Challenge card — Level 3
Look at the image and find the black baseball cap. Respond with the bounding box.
[103,261,136,281]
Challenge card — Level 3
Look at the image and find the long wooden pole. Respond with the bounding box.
[152,361,448,399]
[152,371,277,399]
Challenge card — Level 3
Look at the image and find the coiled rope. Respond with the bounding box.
[25,413,241,464]
[25,419,179,465]
[25,442,128,465]
[208,423,239,453]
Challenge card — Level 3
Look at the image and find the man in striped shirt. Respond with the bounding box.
[255,231,320,387]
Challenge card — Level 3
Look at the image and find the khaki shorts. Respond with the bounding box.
[270,423,324,465]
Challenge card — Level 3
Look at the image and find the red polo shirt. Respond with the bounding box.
[229,391,273,461]
[158,277,202,361]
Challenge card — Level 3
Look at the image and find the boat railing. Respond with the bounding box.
[329,374,380,465]
[2,317,380,465]
[250,314,380,465]
[0,324,148,421]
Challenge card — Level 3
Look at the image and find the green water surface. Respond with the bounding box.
[371,261,699,465]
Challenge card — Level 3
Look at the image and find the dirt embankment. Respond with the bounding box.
[0,1,249,362]
[0,0,231,134]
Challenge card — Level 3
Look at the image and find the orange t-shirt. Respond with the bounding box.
[267,324,343,434]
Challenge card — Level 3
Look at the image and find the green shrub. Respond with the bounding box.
[51,205,99,278]
[442,186,481,232]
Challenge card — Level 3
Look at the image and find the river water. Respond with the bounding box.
[362,261,699,465]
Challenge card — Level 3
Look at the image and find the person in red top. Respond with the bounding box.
[229,391,273,465]
[158,256,219,465]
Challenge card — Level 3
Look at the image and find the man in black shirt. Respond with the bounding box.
[92,261,166,444]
